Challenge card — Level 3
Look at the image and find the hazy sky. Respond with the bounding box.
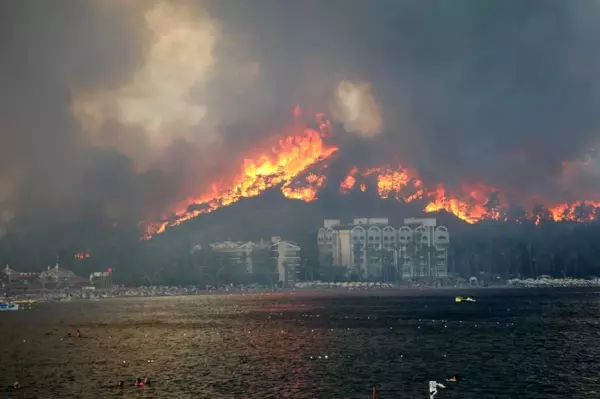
[1,0,600,234]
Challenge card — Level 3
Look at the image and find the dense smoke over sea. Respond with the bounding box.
[2,0,600,237]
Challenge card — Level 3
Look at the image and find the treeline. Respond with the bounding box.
[3,215,600,285]
[305,219,600,282]
[448,219,600,279]
[100,245,281,287]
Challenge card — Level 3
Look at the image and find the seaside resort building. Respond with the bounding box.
[317,218,450,281]
[209,236,301,286]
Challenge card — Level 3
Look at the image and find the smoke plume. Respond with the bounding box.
[331,80,383,137]
[2,0,600,237]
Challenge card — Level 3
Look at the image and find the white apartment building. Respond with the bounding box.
[209,237,301,285]
[209,240,260,273]
[317,218,450,280]
[271,237,302,286]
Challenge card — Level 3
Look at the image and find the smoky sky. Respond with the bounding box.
[1,0,600,235]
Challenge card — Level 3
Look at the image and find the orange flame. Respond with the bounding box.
[339,166,502,224]
[339,167,358,193]
[339,164,600,224]
[74,251,91,259]
[142,108,338,239]
[547,201,600,222]
[363,166,424,201]
[142,109,600,238]
[281,173,327,201]
[423,184,501,224]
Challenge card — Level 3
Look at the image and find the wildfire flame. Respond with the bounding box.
[142,108,600,239]
[281,173,327,201]
[547,201,600,222]
[337,166,599,225]
[339,167,358,193]
[142,108,338,239]
[74,251,91,259]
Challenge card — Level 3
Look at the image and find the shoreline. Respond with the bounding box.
[17,286,600,303]
[6,282,600,304]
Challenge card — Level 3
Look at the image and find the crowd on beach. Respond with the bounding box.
[5,283,294,302]
[508,277,600,288]
[6,276,600,304]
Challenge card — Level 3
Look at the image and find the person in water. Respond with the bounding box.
[135,378,144,387]
[76,330,81,338]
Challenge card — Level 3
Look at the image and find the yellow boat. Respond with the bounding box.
[455,296,476,303]
[12,300,38,306]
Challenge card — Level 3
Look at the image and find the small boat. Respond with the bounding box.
[455,296,476,303]
[12,300,38,306]
[60,297,72,302]
[0,303,20,311]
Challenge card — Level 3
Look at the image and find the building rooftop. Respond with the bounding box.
[330,223,393,230]
[39,264,76,280]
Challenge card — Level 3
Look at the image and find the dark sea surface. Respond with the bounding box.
[1,289,600,398]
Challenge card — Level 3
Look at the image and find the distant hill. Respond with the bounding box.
[156,187,469,247]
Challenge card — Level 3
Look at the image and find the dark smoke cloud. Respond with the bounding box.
[207,0,600,202]
[1,0,600,237]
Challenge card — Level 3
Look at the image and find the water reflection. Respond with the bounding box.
[1,291,600,398]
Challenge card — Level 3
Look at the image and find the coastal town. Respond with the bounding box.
[3,261,600,310]
[3,217,600,309]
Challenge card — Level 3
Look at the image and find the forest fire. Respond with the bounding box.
[423,184,501,224]
[547,201,600,222]
[142,108,338,239]
[281,173,327,201]
[142,109,600,239]
[74,251,91,259]
[339,167,358,193]
[337,166,599,224]
[337,166,500,224]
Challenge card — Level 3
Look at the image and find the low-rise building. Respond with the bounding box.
[271,237,301,286]
[39,263,87,288]
[89,268,113,286]
[2,265,41,292]
[209,237,301,285]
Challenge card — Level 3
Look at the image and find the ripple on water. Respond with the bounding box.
[0,291,600,398]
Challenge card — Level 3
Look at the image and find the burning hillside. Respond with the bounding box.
[337,166,600,224]
[142,108,338,239]
[142,108,600,239]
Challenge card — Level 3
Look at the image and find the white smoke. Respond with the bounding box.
[71,0,260,171]
[331,80,383,137]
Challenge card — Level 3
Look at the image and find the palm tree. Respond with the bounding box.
[377,247,395,283]
[425,245,438,283]
[353,242,364,279]
[406,240,421,282]
[389,243,401,284]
